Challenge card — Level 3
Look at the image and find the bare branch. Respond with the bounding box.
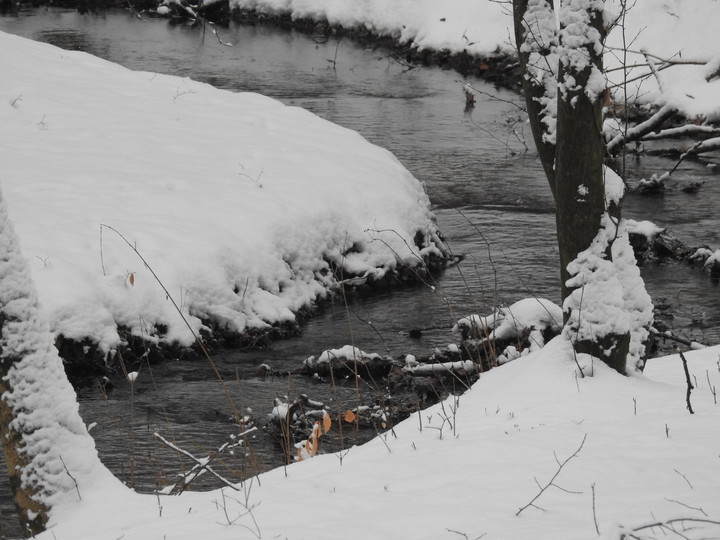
[154,432,250,492]
[516,434,587,516]
[680,352,695,414]
[606,103,677,155]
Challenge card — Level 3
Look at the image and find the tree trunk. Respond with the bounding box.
[554,4,607,304]
[513,0,635,374]
[0,186,112,534]
[0,200,52,534]
[512,0,557,195]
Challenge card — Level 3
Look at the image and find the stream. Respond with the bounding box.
[1,8,719,537]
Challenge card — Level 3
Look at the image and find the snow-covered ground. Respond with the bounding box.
[230,0,720,121]
[0,30,444,353]
[2,1,720,538]
[31,340,720,540]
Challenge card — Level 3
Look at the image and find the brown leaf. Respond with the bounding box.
[344,410,356,423]
[306,437,317,457]
[129,273,135,286]
[322,411,331,434]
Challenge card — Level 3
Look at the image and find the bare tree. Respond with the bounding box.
[512,0,653,374]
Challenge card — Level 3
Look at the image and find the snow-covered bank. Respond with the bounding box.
[32,340,720,540]
[229,0,720,121]
[0,30,445,354]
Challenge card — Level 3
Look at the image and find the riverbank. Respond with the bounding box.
[230,8,521,86]
[1,28,452,387]
[3,5,719,389]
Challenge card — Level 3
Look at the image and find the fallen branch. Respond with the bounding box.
[619,517,720,539]
[650,327,705,349]
[640,124,720,141]
[606,103,677,155]
[516,434,587,516]
[154,431,256,493]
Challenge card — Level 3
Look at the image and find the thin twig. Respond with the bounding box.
[154,432,248,492]
[59,455,81,501]
[99,224,243,423]
[591,483,600,535]
[679,351,695,414]
[516,434,588,516]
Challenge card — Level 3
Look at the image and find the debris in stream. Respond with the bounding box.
[277,299,567,461]
[628,222,720,277]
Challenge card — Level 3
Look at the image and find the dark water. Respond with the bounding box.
[1,9,719,537]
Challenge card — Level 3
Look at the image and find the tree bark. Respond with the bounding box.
[512,0,557,194]
[554,5,607,303]
[513,0,635,374]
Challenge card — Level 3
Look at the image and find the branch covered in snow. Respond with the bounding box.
[153,431,256,493]
[606,103,678,155]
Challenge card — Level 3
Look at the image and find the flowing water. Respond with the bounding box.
[1,9,719,537]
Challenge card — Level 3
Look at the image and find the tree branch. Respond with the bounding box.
[516,434,587,516]
[679,352,695,414]
[606,103,677,155]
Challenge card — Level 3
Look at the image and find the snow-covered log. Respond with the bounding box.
[0,186,117,534]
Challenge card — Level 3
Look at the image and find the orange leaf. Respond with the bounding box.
[129,273,135,286]
[322,411,331,434]
[306,437,317,457]
[344,410,356,423]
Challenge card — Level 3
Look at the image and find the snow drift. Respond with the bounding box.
[0,31,445,353]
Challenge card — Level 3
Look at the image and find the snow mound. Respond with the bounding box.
[35,338,720,540]
[229,0,514,57]
[0,31,445,352]
[454,298,563,353]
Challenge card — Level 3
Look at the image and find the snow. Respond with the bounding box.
[2,1,719,538]
[303,344,380,369]
[30,339,720,540]
[705,249,720,268]
[454,297,563,352]
[563,214,653,371]
[230,0,515,58]
[0,30,443,353]
[229,0,720,122]
[626,219,665,241]
[603,165,625,208]
[0,186,118,515]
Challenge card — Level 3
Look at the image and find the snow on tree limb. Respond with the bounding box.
[606,103,678,154]
[0,186,112,533]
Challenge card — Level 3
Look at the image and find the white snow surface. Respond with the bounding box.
[563,214,654,371]
[34,339,720,540]
[0,31,443,351]
[229,0,720,121]
[3,2,720,538]
[455,297,563,352]
[230,0,515,57]
[0,187,118,511]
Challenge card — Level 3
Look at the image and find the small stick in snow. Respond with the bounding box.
[516,434,587,516]
[664,497,707,516]
[59,455,81,501]
[591,483,600,535]
[679,351,695,414]
[706,369,717,404]
[673,468,693,489]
